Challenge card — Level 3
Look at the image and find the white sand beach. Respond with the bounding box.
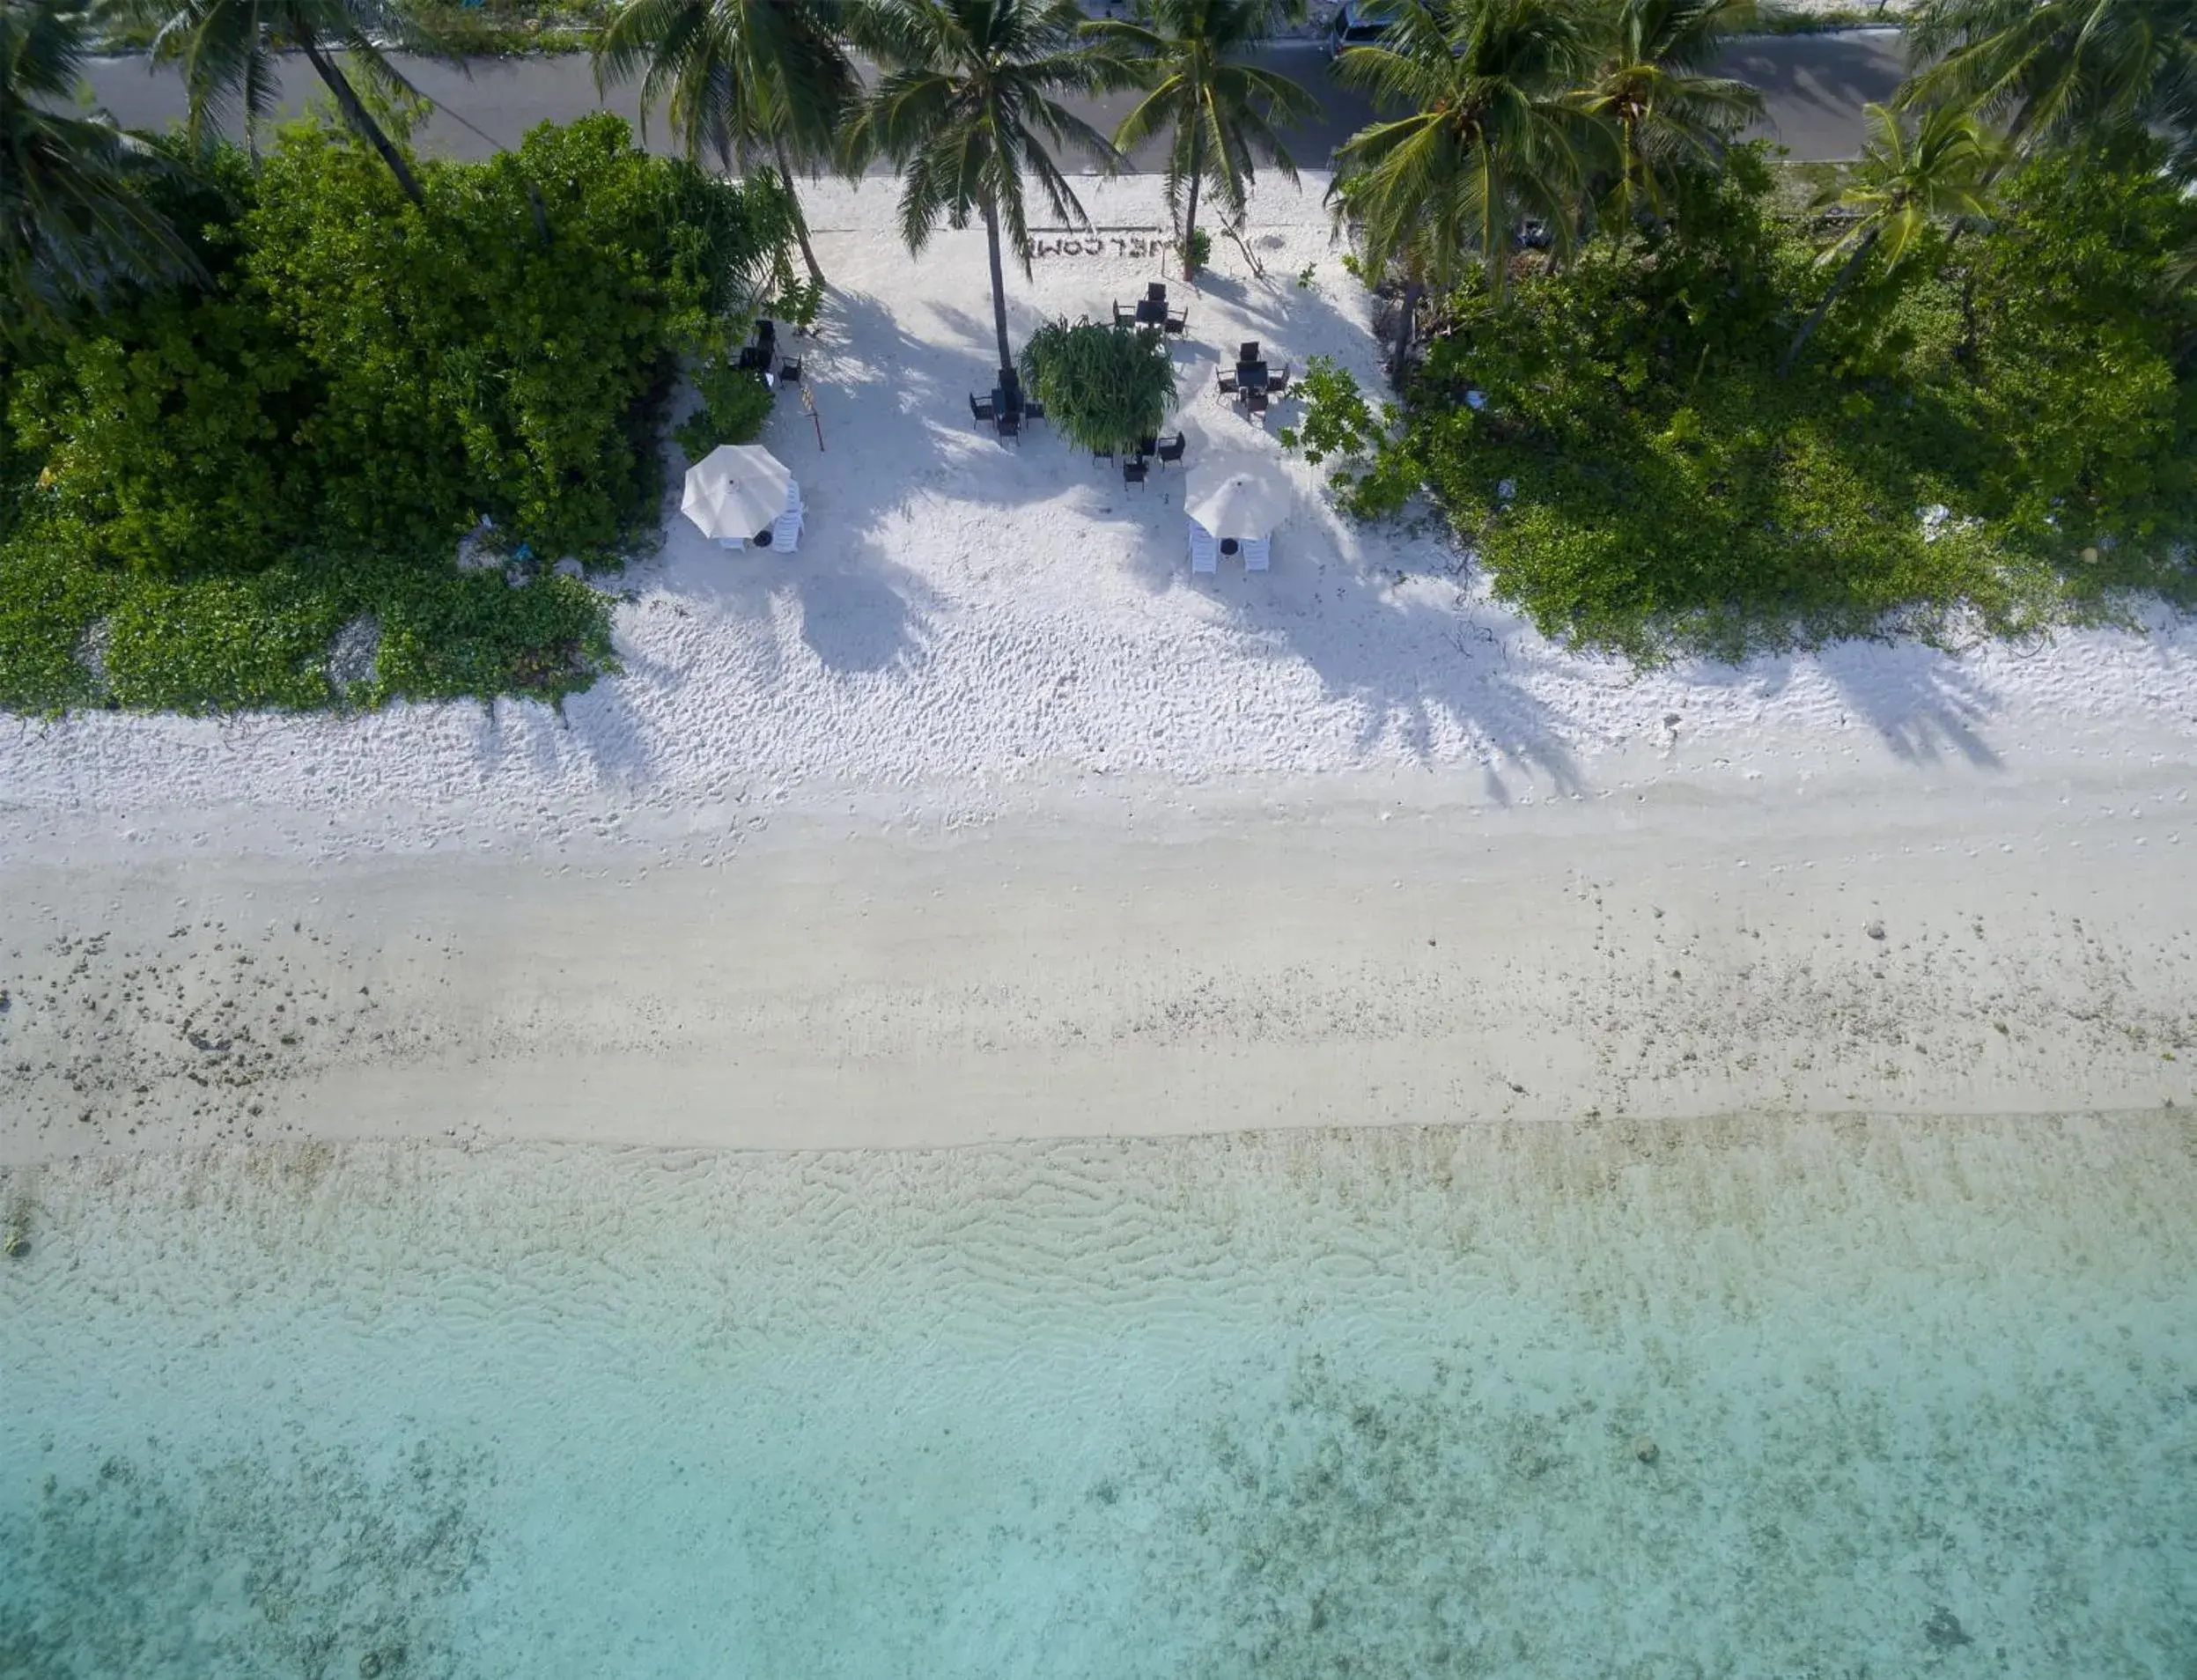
[3,175,2194,1161]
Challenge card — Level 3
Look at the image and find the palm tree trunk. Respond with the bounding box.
[1391,277,1422,378]
[981,194,1014,380]
[1182,122,1205,280]
[297,38,424,207]
[1779,228,1876,377]
[770,133,827,287]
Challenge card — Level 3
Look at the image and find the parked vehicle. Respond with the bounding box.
[1324,1,1404,57]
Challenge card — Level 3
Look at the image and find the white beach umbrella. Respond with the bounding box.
[682,445,795,543]
[1184,455,1294,542]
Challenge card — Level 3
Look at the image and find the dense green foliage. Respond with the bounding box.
[1386,144,2197,659]
[1,109,798,713]
[1017,316,1179,453]
[672,356,777,460]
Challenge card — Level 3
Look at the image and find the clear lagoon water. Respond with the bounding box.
[4,1114,2194,1677]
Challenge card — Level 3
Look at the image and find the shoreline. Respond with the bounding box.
[6,747,2192,1166]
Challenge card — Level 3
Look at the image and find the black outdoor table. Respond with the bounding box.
[1237,360,1269,395]
[1134,298,1167,326]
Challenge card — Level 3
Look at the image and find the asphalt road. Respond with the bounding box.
[80,30,1906,167]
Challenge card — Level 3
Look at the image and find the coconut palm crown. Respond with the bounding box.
[130,0,450,203]
[3,0,201,335]
[849,0,1117,378]
[1084,0,1323,278]
[1575,0,1765,218]
[593,0,859,283]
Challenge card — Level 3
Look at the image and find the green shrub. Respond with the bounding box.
[1279,356,1416,518]
[672,358,777,461]
[1017,317,1178,454]
[365,565,615,705]
[0,521,118,713]
[242,114,799,560]
[101,568,344,712]
[7,292,318,575]
[1185,226,1213,269]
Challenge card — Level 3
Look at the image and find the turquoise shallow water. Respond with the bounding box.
[4,1115,2195,1677]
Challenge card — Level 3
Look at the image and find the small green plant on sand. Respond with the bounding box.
[1279,356,1416,518]
[1296,262,1317,290]
[1184,226,1213,270]
[674,358,776,461]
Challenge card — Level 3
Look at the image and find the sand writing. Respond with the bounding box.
[1030,228,1166,261]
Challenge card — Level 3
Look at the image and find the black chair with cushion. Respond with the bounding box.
[1137,434,1159,458]
[1165,306,1189,335]
[969,393,995,426]
[778,359,802,385]
[1156,433,1186,467]
[996,410,1021,444]
[1147,282,1168,304]
[1123,458,1148,489]
[1267,362,1289,396]
[1239,341,1260,364]
[1246,388,1269,418]
[1216,370,1237,396]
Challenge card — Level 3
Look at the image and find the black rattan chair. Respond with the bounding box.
[1216,370,1237,396]
[1156,433,1186,466]
[1124,458,1148,489]
[970,393,995,425]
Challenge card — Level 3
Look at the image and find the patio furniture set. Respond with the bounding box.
[1215,343,1290,420]
[734,318,803,387]
[1114,281,1190,335]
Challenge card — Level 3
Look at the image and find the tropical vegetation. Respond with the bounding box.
[592,0,859,283]
[1085,0,1322,278]
[1,105,804,712]
[1018,316,1179,454]
[1297,0,2196,659]
[848,0,1117,377]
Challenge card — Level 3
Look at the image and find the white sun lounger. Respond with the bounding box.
[1189,524,1218,574]
[1242,537,1270,572]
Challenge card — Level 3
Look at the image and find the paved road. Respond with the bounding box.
[81,30,1905,167]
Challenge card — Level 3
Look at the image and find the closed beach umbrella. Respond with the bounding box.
[1184,455,1293,542]
[682,445,795,543]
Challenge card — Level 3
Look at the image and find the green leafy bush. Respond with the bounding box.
[673,358,777,461]
[243,114,777,558]
[1017,317,1178,454]
[8,292,318,575]
[1278,355,1416,518]
[1397,144,2197,660]
[0,112,790,715]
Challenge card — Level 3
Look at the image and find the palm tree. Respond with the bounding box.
[1084,0,1323,280]
[3,0,202,335]
[849,0,1117,379]
[1780,100,2001,374]
[593,0,858,285]
[1899,0,2195,176]
[131,0,446,205]
[1574,0,1764,221]
[1330,0,1597,367]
